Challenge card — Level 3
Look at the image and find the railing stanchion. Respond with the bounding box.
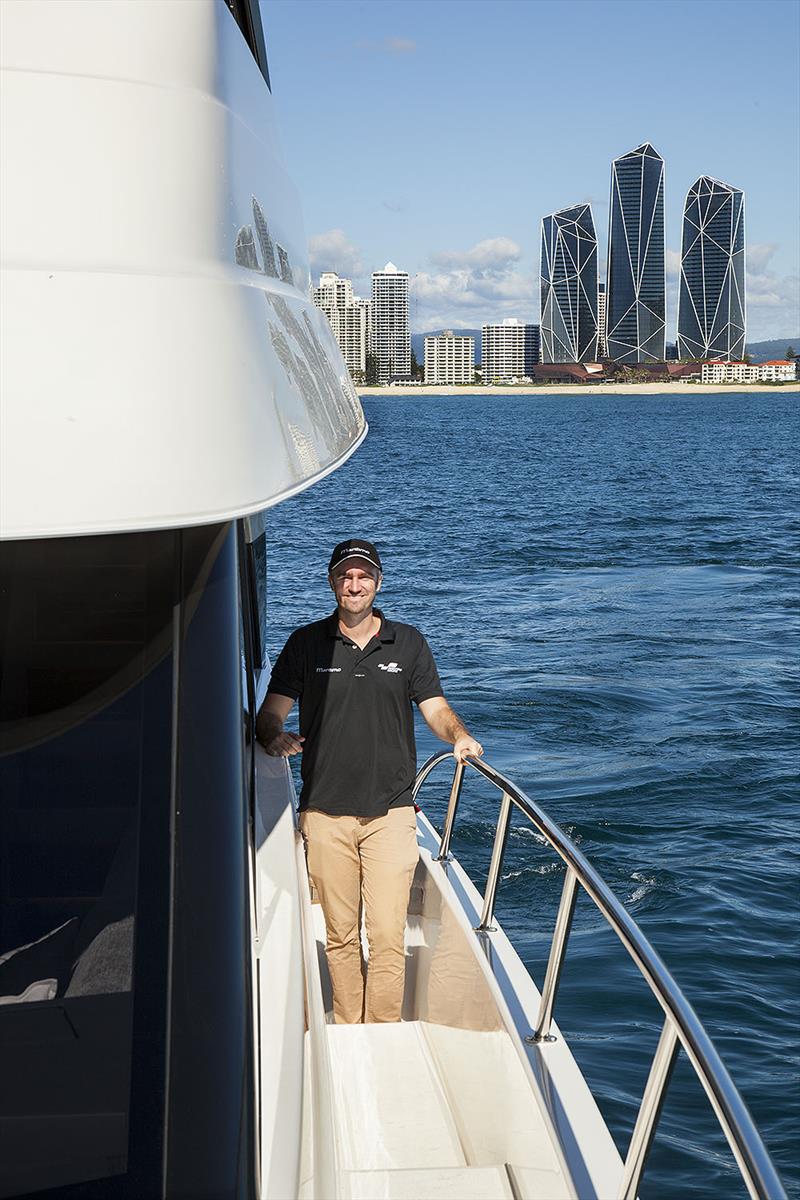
[529,867,579,1043]
[475,791,512,932]
[435,757,465,862]
[412,752,787,1200]
[618,1017,680,1200]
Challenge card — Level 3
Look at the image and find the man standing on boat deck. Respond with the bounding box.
[256,539,483,1024]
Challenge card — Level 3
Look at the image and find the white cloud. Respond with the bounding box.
[412,237,535,330]
[386,36,416,53]
[746,242,778,273]
[308,229,363,279]
[430,237,522,275]
[665,248,681,280]
[744,243,799,337]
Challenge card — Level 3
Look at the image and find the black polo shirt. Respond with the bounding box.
[267,609,443,817]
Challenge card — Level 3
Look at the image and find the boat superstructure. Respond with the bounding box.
[0,0,364,541]
[0,2,363,1195]
[0,3,787,1200]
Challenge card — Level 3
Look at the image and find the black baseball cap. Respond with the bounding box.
[328,539,382,574]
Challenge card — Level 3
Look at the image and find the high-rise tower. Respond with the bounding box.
[597,283,606,359]
[312,273,370,378]
[606,143,666,362]
[370,263,410,384]
[677,177,746,361]
[540,204,599,362]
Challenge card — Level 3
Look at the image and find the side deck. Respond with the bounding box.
[307,1021,571,1200]
[294,815,623,1200]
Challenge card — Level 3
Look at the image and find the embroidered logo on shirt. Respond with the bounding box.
[316,667,342,673]
[378,662,403,673]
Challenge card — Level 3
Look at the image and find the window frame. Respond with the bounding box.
[223,0,271,89]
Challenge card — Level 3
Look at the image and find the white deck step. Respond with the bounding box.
[345,1164,514,1199]
[325,1021,571,1199]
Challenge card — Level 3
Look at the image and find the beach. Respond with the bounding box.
[358,382,800,396]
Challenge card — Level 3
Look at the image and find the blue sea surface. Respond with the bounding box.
[266,392,800,1198]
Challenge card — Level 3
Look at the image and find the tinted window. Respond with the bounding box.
[0,532,175,1197]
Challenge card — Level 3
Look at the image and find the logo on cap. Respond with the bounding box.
[328,539,382,573]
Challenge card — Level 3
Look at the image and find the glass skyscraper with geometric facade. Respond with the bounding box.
[540,204,599,362]
[677,177,746,361]
[605,143,666,362]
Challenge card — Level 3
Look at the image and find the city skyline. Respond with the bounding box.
[262,0,799,340]
[310,261,794,381]
[309,140,748,364]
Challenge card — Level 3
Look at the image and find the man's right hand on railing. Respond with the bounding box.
[256,694,304,756]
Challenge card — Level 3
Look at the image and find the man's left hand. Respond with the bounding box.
[454,735,483,762]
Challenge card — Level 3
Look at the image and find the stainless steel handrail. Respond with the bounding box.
[412,750,786,1200]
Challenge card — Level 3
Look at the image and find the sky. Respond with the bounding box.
[261,0,800,340]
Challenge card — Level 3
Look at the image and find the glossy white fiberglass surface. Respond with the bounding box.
[0,0,365,539]
[253,745,306,1200]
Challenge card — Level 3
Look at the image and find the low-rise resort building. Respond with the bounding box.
[701,360,796,384]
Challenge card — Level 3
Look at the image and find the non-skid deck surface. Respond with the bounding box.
[326,1021,571,1200]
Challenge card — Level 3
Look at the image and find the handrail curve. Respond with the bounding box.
[413,750,786,1200]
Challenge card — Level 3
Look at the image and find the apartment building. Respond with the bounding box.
[312,272,369,377]
[597,283,607,359]
[371,263,411,384]
[678,177,746,361]
[540,204,599,362]
[424,330,475,385]
[700,360,795,384]
[482,320,539,382]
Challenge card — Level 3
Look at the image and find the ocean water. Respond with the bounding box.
[266,392,800,1198]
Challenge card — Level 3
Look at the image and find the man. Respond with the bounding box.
[256,538,483,1024]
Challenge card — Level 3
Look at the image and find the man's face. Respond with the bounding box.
[329,558,381,617]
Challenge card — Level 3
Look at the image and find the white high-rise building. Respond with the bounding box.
[597,282,607,359]
[312,272,369,378]
[424,331,475,385]
[482,320,539,383]
[371,263,411,384]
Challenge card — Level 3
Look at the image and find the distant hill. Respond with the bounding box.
[745,338,799,363]
[412,329,482,365]
[411,332,797,367]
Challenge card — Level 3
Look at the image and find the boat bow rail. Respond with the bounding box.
[412,751,786,1200]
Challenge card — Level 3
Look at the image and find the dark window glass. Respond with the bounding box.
[164,524,254,1199]
[0,531,175,1197]
[248,531,268,673]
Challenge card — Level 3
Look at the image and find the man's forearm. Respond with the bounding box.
[419,696,483,762]
[255,695,304,756]
[426,702,468,745]
[256,707,284,745]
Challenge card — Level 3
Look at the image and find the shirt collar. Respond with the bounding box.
[327,608,396,643]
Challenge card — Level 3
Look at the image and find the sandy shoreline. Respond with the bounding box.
[357,382,800,396]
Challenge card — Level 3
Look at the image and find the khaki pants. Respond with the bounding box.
[299,806,418,1024]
